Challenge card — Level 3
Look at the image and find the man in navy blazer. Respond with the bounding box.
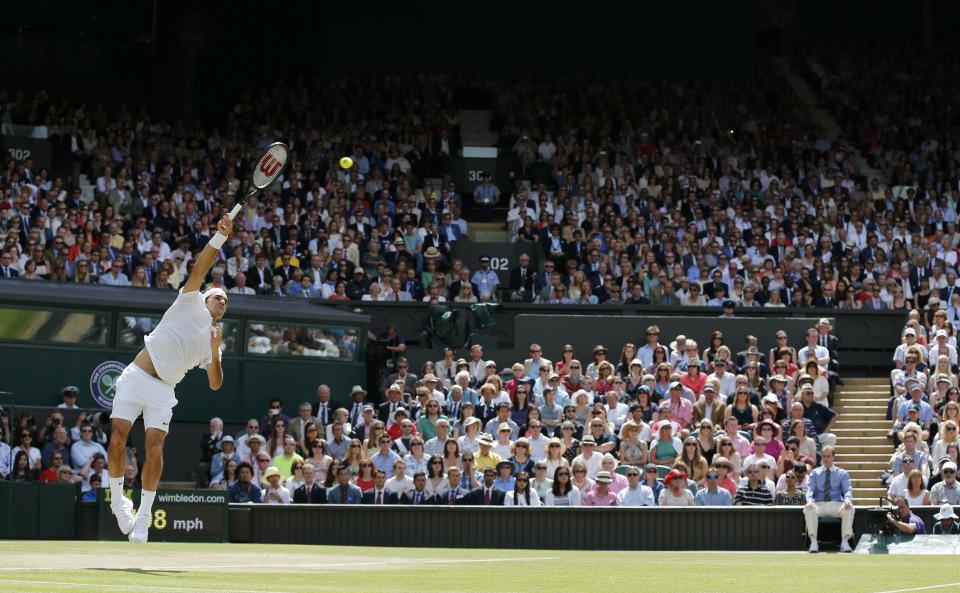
[459,468,506,506]
[292,464,327,504]
[400,473,432,505]
[326,466,362,504]
[361,470,399,504]
[433,467,470,505]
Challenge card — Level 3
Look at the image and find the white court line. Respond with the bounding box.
[870,583,960,593]
[0,580,297,593]
[0,556,560,572]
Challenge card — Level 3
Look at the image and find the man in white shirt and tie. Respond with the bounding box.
[312,384,333,427]
[347,385,367,427]
[363,470,397,505]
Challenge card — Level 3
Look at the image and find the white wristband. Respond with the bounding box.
[209,232,228,249]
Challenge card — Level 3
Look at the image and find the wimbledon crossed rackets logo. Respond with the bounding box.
[90,361,126,409]
[258,154,282,177]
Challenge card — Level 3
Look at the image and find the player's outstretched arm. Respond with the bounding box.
[183,216,233,294]
[207,324,224,390]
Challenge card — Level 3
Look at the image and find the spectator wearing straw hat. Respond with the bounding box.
[584,471,619,506]
[260,466,291,505]
[475,433,502,471]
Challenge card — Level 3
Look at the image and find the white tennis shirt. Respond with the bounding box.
[144,289,221,387]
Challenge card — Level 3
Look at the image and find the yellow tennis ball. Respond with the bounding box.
[339,156,354,170]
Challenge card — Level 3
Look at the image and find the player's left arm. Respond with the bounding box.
[207,324,224,390]
[183,216,233,294]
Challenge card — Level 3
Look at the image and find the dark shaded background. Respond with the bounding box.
[0,0,950,123]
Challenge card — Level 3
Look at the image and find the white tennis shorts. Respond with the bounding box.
[110,363,179,433]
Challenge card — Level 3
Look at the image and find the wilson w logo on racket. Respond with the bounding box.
[258,154,283,177]
[250,142,289,189]
[227,142,290,221]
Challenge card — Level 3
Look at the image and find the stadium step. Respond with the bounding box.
[459,109,499,146]
[842,377,891,386]
[830,379,895,503]
[469,222,510,242]
[831,419,891,430]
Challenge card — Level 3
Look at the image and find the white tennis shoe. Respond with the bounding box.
[110,496,135,536]
[128,507,151,544]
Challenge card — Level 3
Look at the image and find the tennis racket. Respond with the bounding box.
[227,142,289,220]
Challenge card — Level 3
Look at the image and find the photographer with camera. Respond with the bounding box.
[37,411,65,445]
[885,496,926,535]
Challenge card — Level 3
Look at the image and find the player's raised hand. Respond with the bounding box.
[217,215,234,237]
[210,324,223,351]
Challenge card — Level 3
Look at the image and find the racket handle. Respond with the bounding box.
[227,203,242,220]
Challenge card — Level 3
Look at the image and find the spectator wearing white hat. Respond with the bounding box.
[572,435,603,479]
[260,466,291,505]
[932,503,960,534]
[583,471,619,506]
[930,461,960,505]
[929,330,958,367]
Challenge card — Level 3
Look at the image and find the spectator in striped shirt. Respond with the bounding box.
[734,463,773,505]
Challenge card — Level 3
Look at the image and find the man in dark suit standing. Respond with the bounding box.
[378,384,407,423]
[815,318,840,356]
[273,252,298,285]
[434,467,469,505]
[399,473,432,505]
[292,463,327,504]
[541,224,567,266]
[458,468,506,506]
[382,357,419,399]
[703,271,729,300]
[246,254,273,294]
[361,470,399,504]
[508,253,535,295]
[564,230,589,265]
[813,283,838,308]
[0,251,18,278]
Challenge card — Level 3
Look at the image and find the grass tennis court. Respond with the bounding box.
[0,541,955,593]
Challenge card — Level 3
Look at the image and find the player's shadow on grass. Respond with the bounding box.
[91,568,186,576]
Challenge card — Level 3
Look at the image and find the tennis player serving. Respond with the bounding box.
[107,214,233,543]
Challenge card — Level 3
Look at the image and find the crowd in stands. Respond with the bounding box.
[3,64,960,312]
[0,387,141,502]
[884,306,960,513]
[173,332,847,514]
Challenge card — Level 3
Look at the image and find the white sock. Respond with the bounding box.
[139,490,156,517]
[109,476,125,505]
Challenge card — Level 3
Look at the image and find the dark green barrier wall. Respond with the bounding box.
[228,505,812,550]
[514,315,827,363]
[0,482,78,539]
[0,344,365,423]
[350,302,909,375]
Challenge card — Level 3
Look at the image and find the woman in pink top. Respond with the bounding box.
[599,454,629,494]
[681,359,707,398]
[750,420,785,461]
[584,471,619,506]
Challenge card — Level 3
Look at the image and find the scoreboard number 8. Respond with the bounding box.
[150,509,167,529]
